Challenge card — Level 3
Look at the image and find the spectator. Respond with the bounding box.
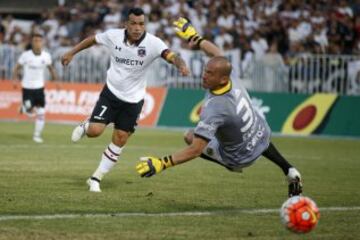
[336,0,354,19]
[262,0,280,17]
[217,9,235,32]
[214,27,234,51]
[0,21,5,44]
[146,11,161,35]
[42,10,59,44]
[355,16,360,39]
[1,0,360,58]
[67,9,85,41]
[188,2,207,36]
[312,23,329,52]
[288,19,305,43]
[251,31,269,59]
[240,40,254,74]
[103,3,121,30]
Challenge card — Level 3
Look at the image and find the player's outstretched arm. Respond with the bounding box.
[61,35,97,66]
[136,136,208,177]
[173,17,222,57]
[163,50,190,76]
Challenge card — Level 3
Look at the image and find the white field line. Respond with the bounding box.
[0,206,359,222]
[0,144,320,160]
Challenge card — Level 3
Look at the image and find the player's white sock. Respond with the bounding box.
[92,142,123,181]
[34,108,45,138]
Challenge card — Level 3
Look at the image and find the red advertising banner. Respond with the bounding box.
[0,80,166,127]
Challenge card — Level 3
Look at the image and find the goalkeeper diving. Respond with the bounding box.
[136,17,303,197]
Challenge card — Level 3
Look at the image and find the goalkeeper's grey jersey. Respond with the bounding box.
[194,82,271,167]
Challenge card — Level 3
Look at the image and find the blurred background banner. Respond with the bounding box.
[1,80,359,137]
[0,80,165,127]
[156,88,360,137]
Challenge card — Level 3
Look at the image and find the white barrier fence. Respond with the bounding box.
[1,45,360,95]
[289,55,360,95]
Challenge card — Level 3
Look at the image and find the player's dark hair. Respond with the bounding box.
[126,7,144,20]
[31,33,43,39]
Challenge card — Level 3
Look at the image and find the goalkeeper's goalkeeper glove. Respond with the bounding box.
[136,155,174,177]
[173,17,204,45]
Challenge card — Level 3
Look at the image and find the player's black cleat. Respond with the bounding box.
[288,176,303,198]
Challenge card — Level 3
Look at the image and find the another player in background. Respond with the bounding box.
[61,8,190,192]
[136,18,302,198]
[13,33,58,143]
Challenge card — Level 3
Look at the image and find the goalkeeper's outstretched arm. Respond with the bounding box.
[136,136,208,177]
[173,17,222,57]
[191,38,223,58]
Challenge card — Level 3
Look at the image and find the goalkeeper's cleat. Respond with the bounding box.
[71,120,88,142]
[33,136,44,143]
[86,177,101,192]
[287,168,303,197]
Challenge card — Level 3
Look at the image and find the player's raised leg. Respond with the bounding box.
[71,120,90,142]
[71,87,111,143]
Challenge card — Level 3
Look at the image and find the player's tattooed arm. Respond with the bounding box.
[172,54,190,76]
[162,50,190,76]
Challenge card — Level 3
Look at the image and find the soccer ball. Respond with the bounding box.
[280,196,320,233]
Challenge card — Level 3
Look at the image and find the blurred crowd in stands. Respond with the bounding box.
[1,0,360,64]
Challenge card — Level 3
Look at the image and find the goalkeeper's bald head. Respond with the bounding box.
[208,56,232,77]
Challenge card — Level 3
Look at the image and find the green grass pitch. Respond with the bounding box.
[0,121,359,240]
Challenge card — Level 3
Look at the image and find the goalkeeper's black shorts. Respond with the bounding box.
[89,84,144,133]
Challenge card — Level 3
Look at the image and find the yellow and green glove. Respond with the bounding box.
[136,155,174,177]
[173,17,204,45]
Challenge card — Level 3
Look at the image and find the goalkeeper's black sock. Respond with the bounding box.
[262,142,293,175]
